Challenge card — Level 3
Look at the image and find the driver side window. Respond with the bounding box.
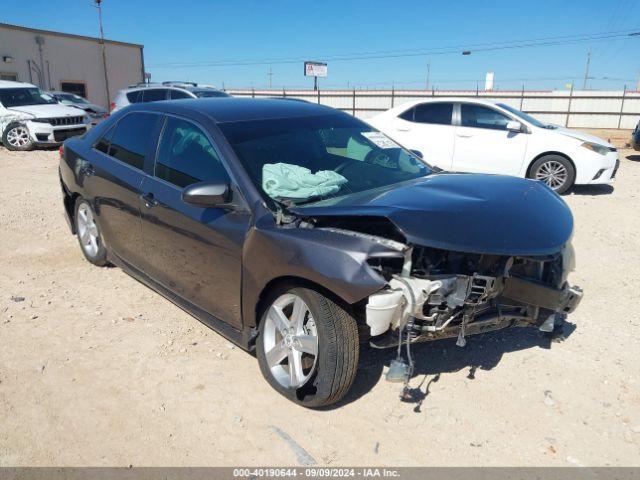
[155,117,229,188]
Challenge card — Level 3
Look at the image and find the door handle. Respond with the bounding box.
[141,192,158,209]
[456,132,473,138]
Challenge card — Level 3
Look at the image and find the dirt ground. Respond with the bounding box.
[1,134,639,467]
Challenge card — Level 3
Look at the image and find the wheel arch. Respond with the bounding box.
[526,151,576,178]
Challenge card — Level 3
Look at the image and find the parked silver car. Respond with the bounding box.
[48,91,108,125]
[110,81,230,113]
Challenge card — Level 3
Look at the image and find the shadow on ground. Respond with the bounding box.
[330,320,576,410]
[626,154,640,162]
[570,184,614,196]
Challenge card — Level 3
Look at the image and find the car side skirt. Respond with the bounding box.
[107,252,247,349]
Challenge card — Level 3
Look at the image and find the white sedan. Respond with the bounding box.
[368,98,619,193]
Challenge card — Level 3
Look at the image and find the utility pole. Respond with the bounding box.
[93,0,111,107]
[582,48,591,90]
[267,65,273,89]
[636,72,640,92]
[425,59,431,90]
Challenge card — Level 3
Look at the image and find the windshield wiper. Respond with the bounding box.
[291,194,330,206]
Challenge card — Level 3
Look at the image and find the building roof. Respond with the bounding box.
[0,22,143,49]
[134,97,339,123]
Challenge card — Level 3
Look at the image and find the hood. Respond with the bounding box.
[291,174,573,256]
[70,103,107,115]
[7,104,87,119]
[548,125,613,147]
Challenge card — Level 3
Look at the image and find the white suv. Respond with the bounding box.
[368,98,619,193]
[111,81,230,112]
[0,80,91,151]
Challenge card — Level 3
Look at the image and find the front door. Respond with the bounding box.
[452,103,528,176]
[139,115,250,329]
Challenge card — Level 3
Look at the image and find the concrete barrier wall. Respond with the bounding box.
[226,88,640,130]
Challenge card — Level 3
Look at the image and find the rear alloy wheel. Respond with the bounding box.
[75,199,108,266]
[256,287,359,408]
[2,124,34,151]
[529,155,575,194]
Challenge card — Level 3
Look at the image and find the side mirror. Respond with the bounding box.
[506,120,524,133]
[182,182,231,207]
[410,149,424,159]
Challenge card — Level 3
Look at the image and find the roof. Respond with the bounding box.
[0,22,143,49]
[0,79,37,89]
[136,97,338,123]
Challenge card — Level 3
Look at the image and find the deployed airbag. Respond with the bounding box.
[262,162,347,199]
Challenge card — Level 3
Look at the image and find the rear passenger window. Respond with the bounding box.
[108,113,159,169]
[170,89,192,99]
[413,103,453,125]
[95,124,116,154]
[155,117,229,188]
[142,89,168,103]
[126,91,141,103]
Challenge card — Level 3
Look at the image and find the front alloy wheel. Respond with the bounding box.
[256,287,359,408]
[530,155,575,194]
[3,124,34,151]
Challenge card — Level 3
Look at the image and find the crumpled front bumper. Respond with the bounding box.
[366,271,583,347]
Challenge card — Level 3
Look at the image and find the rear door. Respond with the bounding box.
[88,112,162,268]
[388,102,455,169]
[452,103,528,175]
[139,115,250,328]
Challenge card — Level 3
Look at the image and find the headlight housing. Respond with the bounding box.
[30,118,50,123]
[581,141,610,155]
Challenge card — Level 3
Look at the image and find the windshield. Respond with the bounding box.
[58,93,89,104]
[219,113,431,208]
[0,88,57,107]
[193,90,230,98]
[497,103,547,128]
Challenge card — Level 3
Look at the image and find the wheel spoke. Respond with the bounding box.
[265,342,288,367]
[288,349,303,386]
[269,305,291,334]
[290,296,307,332]
[89,235,98,253]
[80,229,91,244]
[295,334,317,356]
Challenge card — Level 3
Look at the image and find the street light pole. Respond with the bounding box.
[94,0,111,107]
[582,48,591,90]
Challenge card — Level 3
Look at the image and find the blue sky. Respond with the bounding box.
[4,0,640,90]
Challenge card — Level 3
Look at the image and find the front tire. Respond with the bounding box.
[74,199,108,266]
[529,154,575,194]
[256,287,359,408]
[2,123,34,151]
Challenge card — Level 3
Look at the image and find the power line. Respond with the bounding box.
[147,29,640,69]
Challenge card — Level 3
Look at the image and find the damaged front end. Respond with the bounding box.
[365,242,583,348]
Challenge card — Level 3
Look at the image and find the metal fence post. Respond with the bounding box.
[618,85,627,129]
[520,85,525,110]
[251,88,255,98]
[282,88,286,98]
[565,84,573,127]
[352,89,356,116]
[317,88,321,104]
[391,87,395,108]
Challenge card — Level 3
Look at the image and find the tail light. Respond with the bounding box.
[58,146,64,157]
[109,102,116,111]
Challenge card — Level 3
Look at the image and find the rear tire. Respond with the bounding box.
[2,123,34,151]
[256,286,359,408]
[74,199,108,266]
[529,154,575,194]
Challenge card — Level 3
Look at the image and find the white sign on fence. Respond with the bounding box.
[304,61,328,78]
[485,72,494,91]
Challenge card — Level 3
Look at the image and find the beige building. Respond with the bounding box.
[0,22,144,108]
